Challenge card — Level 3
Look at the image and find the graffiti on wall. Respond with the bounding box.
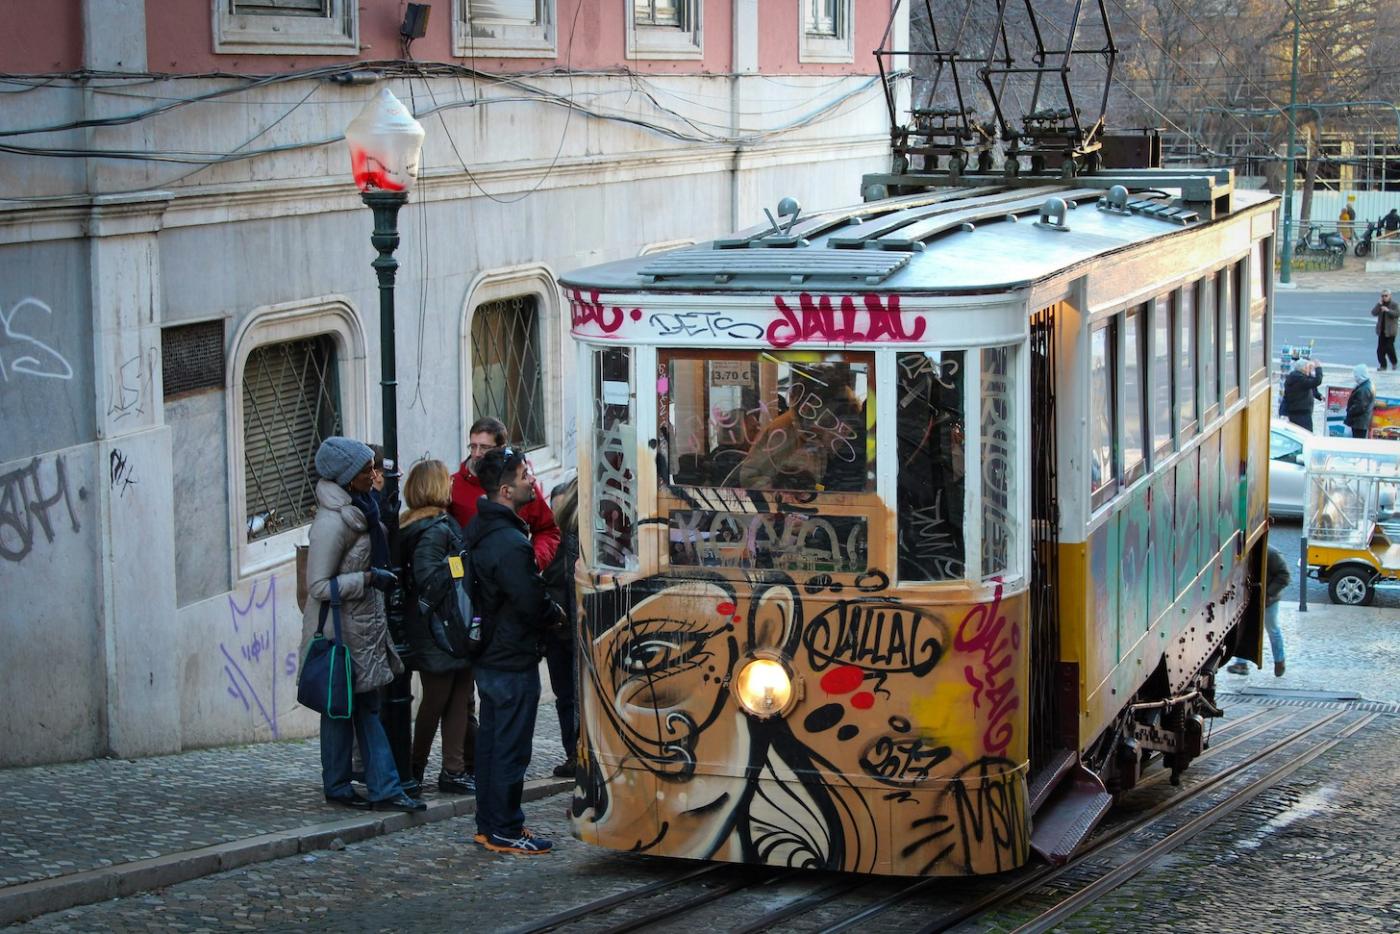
[0,298,74,386]
[221,575,298,737]
[0,453,82,563]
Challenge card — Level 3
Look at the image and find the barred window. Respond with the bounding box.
[242,335,342,541]
[471,295,545,450]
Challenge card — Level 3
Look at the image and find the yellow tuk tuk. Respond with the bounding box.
[1304,438,1400,605]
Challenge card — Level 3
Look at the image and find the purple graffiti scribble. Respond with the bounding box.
[222,575,281,737]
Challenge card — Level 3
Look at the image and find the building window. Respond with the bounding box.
[800,0,854,62]
[1090,319,1118,508]
[454,0,556,58]
[471,295,546,451]
[242,336,342,542]
[213,0,358,55]
[626,0,702,59]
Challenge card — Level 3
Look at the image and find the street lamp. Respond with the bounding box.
[346,87,425,792]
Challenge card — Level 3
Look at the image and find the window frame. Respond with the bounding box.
[460,265,565,475]
[626,0,703,60]
[1090,317,1119,510]
[1121,305,1147,486]
[1175,282,1199,442]
[1149,293,1175,465]
[213,0,358,55]
[226,296,367,581]
[1223,262,1241,406]
[1199,270,1220,425]
[453,0,557,58]
[799,0,855,63]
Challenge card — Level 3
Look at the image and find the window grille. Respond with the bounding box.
[242,335,342,541]
[233,0,328,14]
[471,295,546,450]
[635,0,683,27]
[162,320,225,398]
[806,0,839,36]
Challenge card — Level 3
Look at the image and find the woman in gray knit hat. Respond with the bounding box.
[301,436,425,811]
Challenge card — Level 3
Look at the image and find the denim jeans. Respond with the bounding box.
[320,689,406,802]
[544,632,578,761]
[1231,600,1285,669]
[474,665,541,838]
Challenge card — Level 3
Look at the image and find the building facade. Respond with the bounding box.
[0,0,907,767]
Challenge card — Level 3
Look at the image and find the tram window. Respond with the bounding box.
[1200,274,1219,416]
[1123,308,1146,483]
[660,350,872,493]
[981,345,1016,578]
[1249,241,1265,303]
[896,351,966,581]
[1223,265,1239,401]
[1090,320,1118,506]
[1176,284,1198,437]
[1248,299,1266,383]
[1151,294,1173,459]
[592,347,636,570]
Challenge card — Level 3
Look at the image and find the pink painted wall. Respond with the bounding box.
[0,0,83,72]
[757,0,892,75]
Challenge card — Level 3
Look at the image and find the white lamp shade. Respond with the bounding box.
[345,88,426,193]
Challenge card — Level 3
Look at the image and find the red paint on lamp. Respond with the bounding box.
[350,149,406,193]
[819,665,864,695]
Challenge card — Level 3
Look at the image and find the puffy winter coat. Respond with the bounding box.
[398,509,470,674]
[1265,546,1291,606]
[1346,379,1376,432]
[465,498,562,671]
[300,479,402,694]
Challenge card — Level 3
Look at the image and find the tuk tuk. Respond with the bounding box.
[1304,437,1400,605]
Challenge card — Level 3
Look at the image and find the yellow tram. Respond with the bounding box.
[559,172,1277,876]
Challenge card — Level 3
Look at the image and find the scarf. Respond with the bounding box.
[353,490,391,571]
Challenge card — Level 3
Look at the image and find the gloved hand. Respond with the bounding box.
[365,568,399,591]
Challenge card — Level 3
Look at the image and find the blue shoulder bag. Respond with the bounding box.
[297,577,354,718]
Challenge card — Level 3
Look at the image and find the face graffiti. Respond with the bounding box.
[572,570,1031,876]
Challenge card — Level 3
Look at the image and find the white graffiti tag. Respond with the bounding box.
[0,298,74,384]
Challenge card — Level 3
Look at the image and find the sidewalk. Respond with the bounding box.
[1277,252,1398,292]
[0,693,573,925]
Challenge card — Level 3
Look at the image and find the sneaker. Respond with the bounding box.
[479,831,553,855]
[1275,660,1286,677]
[1225,661,1249,675]
[552,759,577,779]
[439,771,476,795]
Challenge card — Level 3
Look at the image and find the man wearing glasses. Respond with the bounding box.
[464,447,566,855]
[449,416,560,570]
[1373,289,1399,371]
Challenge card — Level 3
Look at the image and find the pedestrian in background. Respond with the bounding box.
[1346,364,1376,439]
[1373,289,1399,371]
[466,448,566,855]
[302,437,424,812]
[449,416,559,570]
[1280,358,1324,431]
[399,459,477,796]
[1227,545,1289,678]
[1339,197,1356,240]
[542,475,580,779]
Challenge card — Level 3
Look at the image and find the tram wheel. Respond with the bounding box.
[1328,568,1375,606]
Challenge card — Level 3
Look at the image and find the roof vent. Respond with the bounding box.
[1035,197,1070,232]
[764,197,803,236]
[1099,184,1132,214]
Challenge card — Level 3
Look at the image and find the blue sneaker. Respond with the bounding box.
[480,831,553,855]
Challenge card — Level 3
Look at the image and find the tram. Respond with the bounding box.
[558,167,1277,876]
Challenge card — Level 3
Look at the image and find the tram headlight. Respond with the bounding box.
[733,655,799,719]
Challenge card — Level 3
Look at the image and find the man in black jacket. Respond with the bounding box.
[1280,358,1323,431]
[465,447,565,855]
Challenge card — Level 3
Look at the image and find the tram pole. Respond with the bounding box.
[1279,1,1302,286]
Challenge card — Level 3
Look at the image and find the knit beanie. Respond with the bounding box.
[1354,364,1370,384]
[314,437,374,487]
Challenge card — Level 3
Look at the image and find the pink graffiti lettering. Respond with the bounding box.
[569,288,637,336]
[954,585,1020,757]
[766,293,926,348]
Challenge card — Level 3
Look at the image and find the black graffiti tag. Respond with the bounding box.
[0,454,82,562]
[802,599,946,675]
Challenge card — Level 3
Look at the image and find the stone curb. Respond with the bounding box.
[0,778,572,925]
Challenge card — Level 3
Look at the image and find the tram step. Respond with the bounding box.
[1027,748,1077,816]
[1029,764,1114,866]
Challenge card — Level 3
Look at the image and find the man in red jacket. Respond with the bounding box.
[450,416,560,571]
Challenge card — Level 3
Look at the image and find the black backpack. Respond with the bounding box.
[403,519,483,660]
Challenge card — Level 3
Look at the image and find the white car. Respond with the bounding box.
[1268,419,1310,518]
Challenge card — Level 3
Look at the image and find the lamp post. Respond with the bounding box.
[346,87,425,792]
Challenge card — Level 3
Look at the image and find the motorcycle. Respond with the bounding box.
[1293,223,1346,257]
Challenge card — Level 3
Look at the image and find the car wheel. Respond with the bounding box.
[1328,569,1375,606]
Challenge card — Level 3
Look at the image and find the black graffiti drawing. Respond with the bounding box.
[859,722,953,787]
[0,454,82,563]
[106,349,156,422]
[668,509,868,573]
[899,492,966,580]
[802,599,948,676]
[913,756,1029,875]
[109,449,137,498]
[648,310,766,342]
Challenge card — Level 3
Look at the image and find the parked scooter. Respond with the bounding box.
[1355,220,1379,257]
[1294,223,1347,256]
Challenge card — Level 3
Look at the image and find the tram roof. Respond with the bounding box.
[560,182,1277,295]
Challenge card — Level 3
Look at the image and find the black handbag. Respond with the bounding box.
[297,578,354,718]
[419,550,480,659]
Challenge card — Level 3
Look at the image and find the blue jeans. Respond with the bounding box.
[474,665,541,838]
[320,689,406,801]
[1232,600,1284,668]
[544,633,578,761]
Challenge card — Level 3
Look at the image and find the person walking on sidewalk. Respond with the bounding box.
[1226,545,1289,677]
[1373,289,1400,371]
[542,476,580,780]
[1346,364,1377,439]
[1280,358,1324,431]
[465,448,567,855]
[302,437,425,813]
[398,459,477,797]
